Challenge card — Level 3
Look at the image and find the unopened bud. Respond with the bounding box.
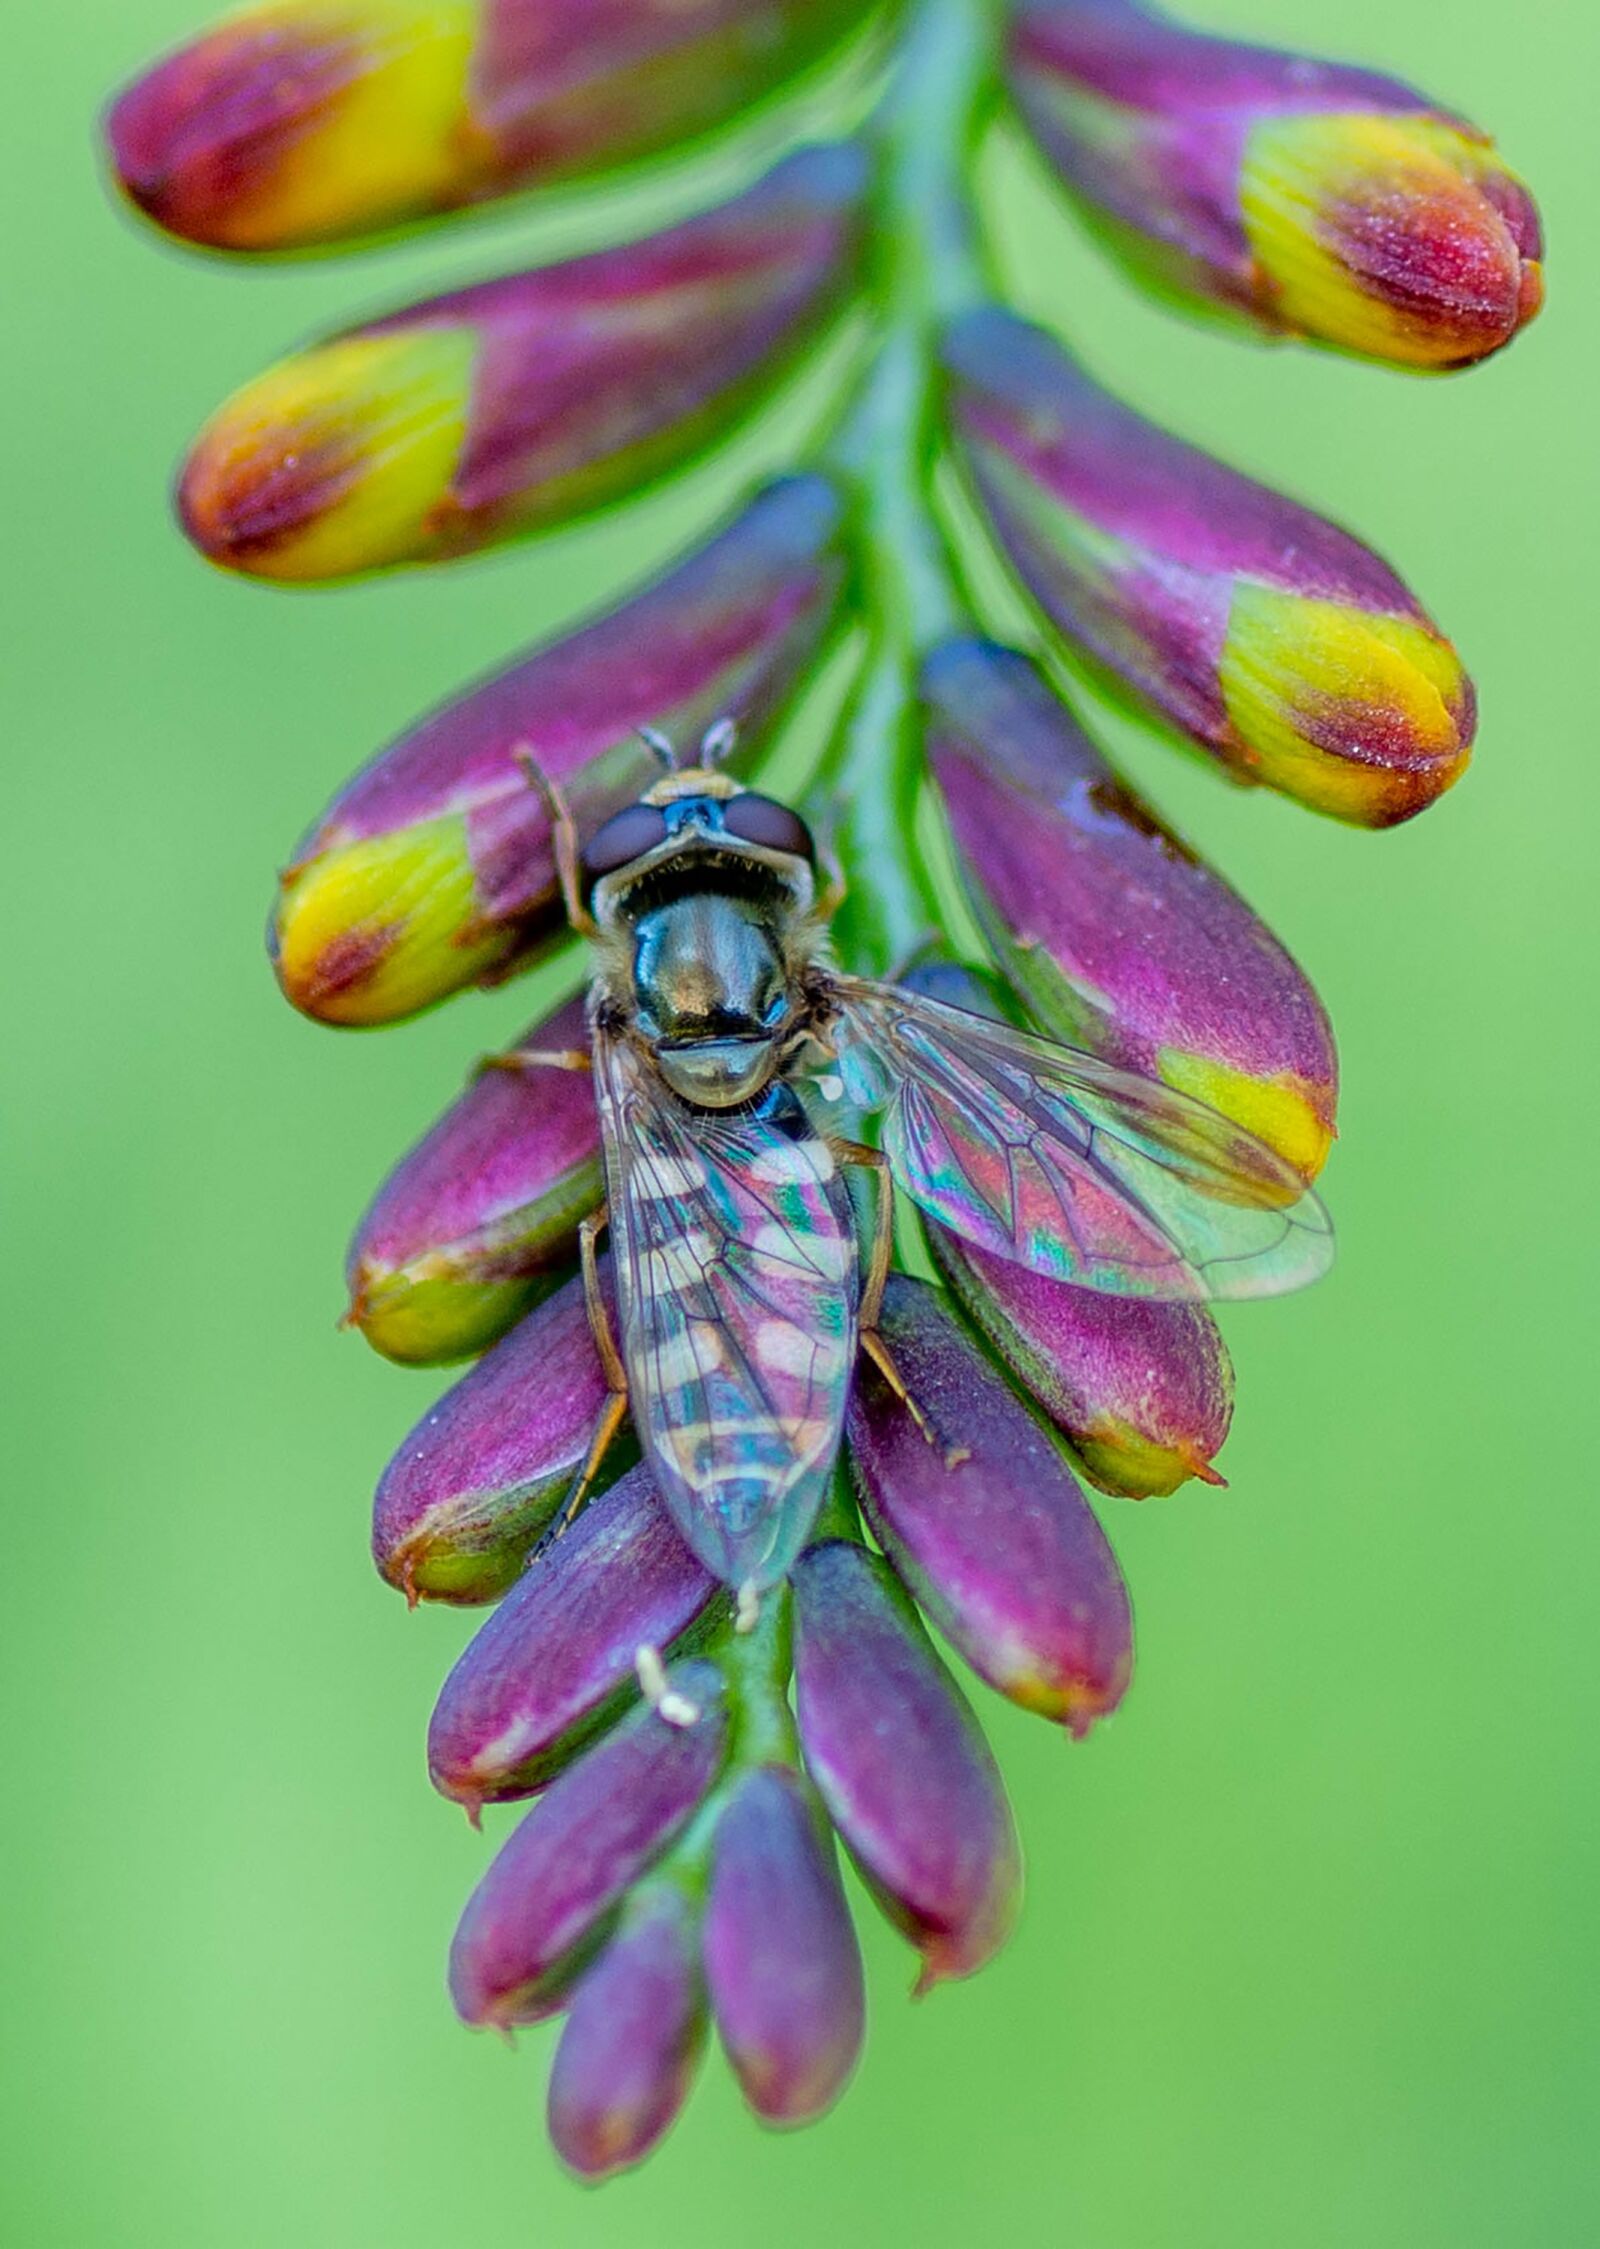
[942,315,1475,826]
[702,1766,864,2125]
[448,1663,727,2030]
[427,1465,723,1809]
[846,1275,1133,1736]
[272,474,849,1022]
[1008,0,1542,368]
[792,1539,1020,1988]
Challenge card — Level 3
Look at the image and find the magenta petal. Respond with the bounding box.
[940,315,1477,828]
[921,635,1337,1181]
[107,0,878,254]
[179,144,867,581]
[703,1766,864,2125]
[371,1268,612,1605]
[846,1275,1133,1736]
[1007,0,1428,318]
[943,312,1418,603]
[1006,1,1542,369]
[421,143,867,540]
[469,0,876,197]
[448,1662,728,2029]
[792,1540,1021,1988]
[273,473,850,1024]
[348,996,602,1365]
[427,1465,724,1811]
[548,1886,707,2183]
[931,1229,1233,1498]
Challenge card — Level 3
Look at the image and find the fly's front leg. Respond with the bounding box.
[813,846,848,925]
[515,747,600,940]
[833,1139,969,1469]
[475,1044,593,1078]
[532,1203,630,1559]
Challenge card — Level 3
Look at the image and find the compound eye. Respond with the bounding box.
[580,801,670,886]
[721,792,815,861]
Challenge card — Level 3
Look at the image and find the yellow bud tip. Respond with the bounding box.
[1158,1048,1336,1186]
[1218,586,1475,828]
[179,328,472,581]
[1241,111,1544,370]
[1074,1421,1187,1500]
[108,2,479,254]
[272,815,500,1025]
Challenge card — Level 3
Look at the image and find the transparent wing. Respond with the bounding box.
[593,1024,860,1594]
[827,978,1333,1302]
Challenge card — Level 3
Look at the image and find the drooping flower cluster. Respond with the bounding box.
[103,0,1542,2184]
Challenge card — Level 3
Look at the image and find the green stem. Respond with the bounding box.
[808,0,999,976]
[645,1589,800,1901]
[808,1463,864,1546]
[716,1587,798,1769]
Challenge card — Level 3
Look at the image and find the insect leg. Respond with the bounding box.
[474,1045,593,1078]
[514,747,600,939]
[579,1204,625,1387]
[567,1204,630,1514]
[834,1140,969,1469]
[834,1138,895,1331]
[812,842,848,923]
[531,1205,630,1561]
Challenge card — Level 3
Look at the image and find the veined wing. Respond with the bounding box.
[827,978,1333,1302]
[593,1025,860,1595]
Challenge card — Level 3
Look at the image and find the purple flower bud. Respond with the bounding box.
[548,1885,706,2183]
[347,997,601,1366]
[930,1230,1232,1498]
[846,1275,1133,1736]
[791,1540,1020,1990]
[106,0,878,254]
[271,473,849,1023]
[449,1661,727,2030]
[922,639,1338,1178]
[942,313,1475,828]
[900,957,1250,1491]
[372,1269,611,1605]
[702,1766,864,2125]
[1008,0,1542,369]
[897,953,1026,1025]
[179,145,867,582]
[428,1465,724,1812]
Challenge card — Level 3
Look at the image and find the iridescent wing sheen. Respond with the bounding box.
[826,978,1333,1302]
[593,1024,860,1596]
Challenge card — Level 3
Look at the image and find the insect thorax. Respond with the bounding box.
[605,873,803,1109]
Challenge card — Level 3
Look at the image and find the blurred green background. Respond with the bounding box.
[5,3,1595,2242]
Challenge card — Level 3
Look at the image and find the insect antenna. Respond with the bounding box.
[700,716,738,767]
[637,724,678,770]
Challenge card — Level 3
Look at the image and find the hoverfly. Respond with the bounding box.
[511,720,1331,1608]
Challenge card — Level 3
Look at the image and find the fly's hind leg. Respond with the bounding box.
[514,746,600,940]
[531,1204,629,1561]
[570,1205,629,1516]
[832,1139,970,1469]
